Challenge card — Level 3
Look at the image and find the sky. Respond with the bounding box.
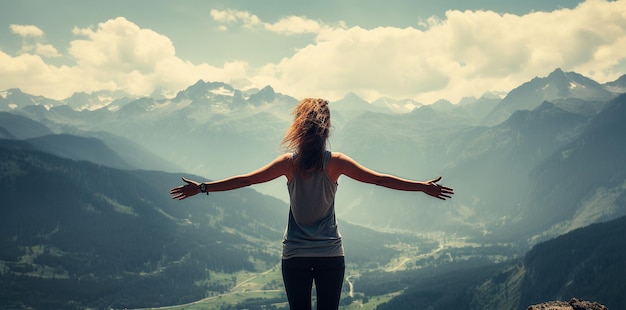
[1,0,626,104]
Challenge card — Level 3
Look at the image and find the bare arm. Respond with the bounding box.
[170,153,292,200]
[328,152,454,200]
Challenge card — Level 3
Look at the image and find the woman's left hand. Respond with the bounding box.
[170,177,202,200]
[423,176,454,200]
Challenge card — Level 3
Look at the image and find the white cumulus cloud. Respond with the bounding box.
[1,0,625,104]
[256,0,626,103]
[0,17,251,99]
[264,15,322,35]
[10,24,44,37]
[34,43,61,58]
[210,9,261,30]
[9,24,61,58]
[211,8,322,35]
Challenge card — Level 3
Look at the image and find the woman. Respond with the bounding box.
[170,98,454,309]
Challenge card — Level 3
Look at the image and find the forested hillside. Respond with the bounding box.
[0,138,408,309]
[370,215,626,309]
[0,141,281,308]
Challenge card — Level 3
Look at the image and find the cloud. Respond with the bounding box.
[0,17,251,99]
[9,24,60,58]
[0,51,86,99]
[210,8,321,35]
[264,16,321,35]
[210,9,261,30]
[10,24,44,37]
[255,0,626,103]
[1,0,625,104]
[69,17,177,74]
[34,43,61,58]
[254,26,450,101]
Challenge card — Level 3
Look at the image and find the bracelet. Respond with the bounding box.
[199,183,209,195]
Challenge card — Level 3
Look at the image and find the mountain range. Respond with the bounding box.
[1,67,626,308]
[3,68,626,242]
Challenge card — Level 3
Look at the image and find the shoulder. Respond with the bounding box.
[259,153,294,181]
[329,152,354,164]
[279,153,294,160]
[259,153,293,172]
[330,151,345,159]
[327,152,356,181]
[277,153,295,172]
[276,153,294,165]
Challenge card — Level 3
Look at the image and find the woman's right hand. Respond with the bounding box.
[170,177,202,200]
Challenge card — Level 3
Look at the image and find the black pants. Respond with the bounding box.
[281,256,345,310]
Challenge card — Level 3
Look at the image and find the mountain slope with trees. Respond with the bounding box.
[369,215,626,309]
[0,138,404,309]
[0,141,280,308]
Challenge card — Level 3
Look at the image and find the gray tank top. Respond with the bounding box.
[282,151,344,259]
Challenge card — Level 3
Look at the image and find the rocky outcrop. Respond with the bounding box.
[528,298,608,310]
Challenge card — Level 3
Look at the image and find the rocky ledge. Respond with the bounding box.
[528,298,608,310]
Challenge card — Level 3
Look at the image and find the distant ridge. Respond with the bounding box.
[0,112,53,139]
[483,68,616,125]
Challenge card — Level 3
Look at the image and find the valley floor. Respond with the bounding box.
[134,234,516,310]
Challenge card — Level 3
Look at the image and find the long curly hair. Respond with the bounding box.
[281,98,331,172]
